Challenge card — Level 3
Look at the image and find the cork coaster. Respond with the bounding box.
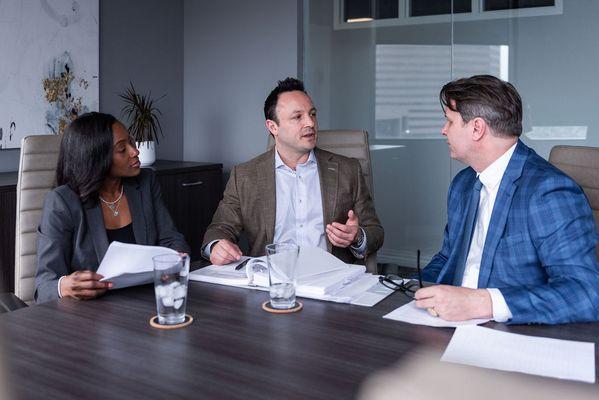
[261,301,303,314]
[149,314,194,329]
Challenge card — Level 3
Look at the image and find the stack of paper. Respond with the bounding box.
[191,246,364,295]
[296,266,365,296]
[189,246,392,306]
[316,273,383,304]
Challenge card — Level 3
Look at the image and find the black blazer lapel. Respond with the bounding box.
[84,200,109,264]
[124,177,148,245]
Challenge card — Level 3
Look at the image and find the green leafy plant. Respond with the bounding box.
[119,82,165,143]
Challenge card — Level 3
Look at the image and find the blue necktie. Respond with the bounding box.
[452,177,482,286]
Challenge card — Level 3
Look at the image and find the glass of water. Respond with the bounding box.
[265,243,299,309]
[153,253,190,325]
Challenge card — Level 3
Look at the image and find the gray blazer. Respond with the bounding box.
[35,169,189,303]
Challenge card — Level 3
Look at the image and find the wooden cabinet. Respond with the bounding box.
[0,161,223,293]
[0,172,17,295]
[151,161,223,261]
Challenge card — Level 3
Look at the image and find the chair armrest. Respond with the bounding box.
[0,293,28,313]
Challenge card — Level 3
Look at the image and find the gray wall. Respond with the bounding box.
[100,0,184,162]
[0,150,19,173]
[0,0,185,172]
[183,0,299,171]
[0,0,300,173]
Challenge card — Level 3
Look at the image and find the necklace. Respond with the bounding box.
[99,185,124,217]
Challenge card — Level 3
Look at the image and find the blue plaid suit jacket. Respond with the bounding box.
[422,141,599,324]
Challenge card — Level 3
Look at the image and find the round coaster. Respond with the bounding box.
[149,314,194,330]
[261,301,303,314]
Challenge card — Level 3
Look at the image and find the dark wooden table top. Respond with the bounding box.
[1,282,598,399]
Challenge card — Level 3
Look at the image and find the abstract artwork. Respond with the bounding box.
[0,0,99,149]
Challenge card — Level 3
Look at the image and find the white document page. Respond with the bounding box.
[296,246,348,278]
[442,326,596,383]
[301,273,377,303]
[350,278,395,307]
[383,301,490,328]
[188,258,251,286]
[97,241,178,289]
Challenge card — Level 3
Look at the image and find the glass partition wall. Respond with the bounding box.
[303,0,599,269]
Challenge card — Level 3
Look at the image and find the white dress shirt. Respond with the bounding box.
[274,149,327,250]
[460,142,517,322]
[273,149,366,255]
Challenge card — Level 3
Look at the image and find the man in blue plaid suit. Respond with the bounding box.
[416,75,599,324]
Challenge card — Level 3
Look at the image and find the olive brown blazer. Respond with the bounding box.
[202,147,384,264]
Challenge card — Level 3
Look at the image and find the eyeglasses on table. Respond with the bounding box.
[378,275,421,299]
[378,249,424,299]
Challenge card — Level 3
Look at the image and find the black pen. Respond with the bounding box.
[235,258,250,271]
[416,249,423,288]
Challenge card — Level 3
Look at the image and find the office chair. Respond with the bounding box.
[549,145,599,257]
[268,130,378,273]
[14,135,61,304]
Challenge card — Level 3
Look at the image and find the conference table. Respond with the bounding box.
[1,280,599,399]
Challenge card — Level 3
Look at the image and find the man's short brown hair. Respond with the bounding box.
[440,75,523,137]
[264,77,306,124]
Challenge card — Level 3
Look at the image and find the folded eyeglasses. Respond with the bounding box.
[378,250,424,299]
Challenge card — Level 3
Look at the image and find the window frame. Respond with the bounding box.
[334,0,563,30]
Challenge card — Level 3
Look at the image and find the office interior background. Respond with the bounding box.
[0,0,597,269]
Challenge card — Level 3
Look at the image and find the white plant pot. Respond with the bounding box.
[137,141,156,166]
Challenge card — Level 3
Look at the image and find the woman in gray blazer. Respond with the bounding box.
[35,112,190,303]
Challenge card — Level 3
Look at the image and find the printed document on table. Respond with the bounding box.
[188,258,251,287]
[190,246,364,295]
[441,326,596,383]
[295,246,348,278]
[350,279,395,307]
[188,247,394,306]
[189,258,366,296]
[245,247,353,287]
[383,301,490,327]
[97,241,178,289]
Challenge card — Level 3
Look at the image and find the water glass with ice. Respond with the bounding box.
[153,253,189,325]
[265,243,299,309]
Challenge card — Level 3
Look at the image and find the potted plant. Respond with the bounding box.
[119,82,165,166]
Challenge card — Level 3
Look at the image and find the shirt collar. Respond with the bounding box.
[275,148,316,170]
[478,142,518,190]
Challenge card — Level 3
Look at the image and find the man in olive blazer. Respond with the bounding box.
[203,146,383,264]
[202,78,383,266]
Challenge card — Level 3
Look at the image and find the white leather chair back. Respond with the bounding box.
[15,135,61,303]
[549,145,599,258]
